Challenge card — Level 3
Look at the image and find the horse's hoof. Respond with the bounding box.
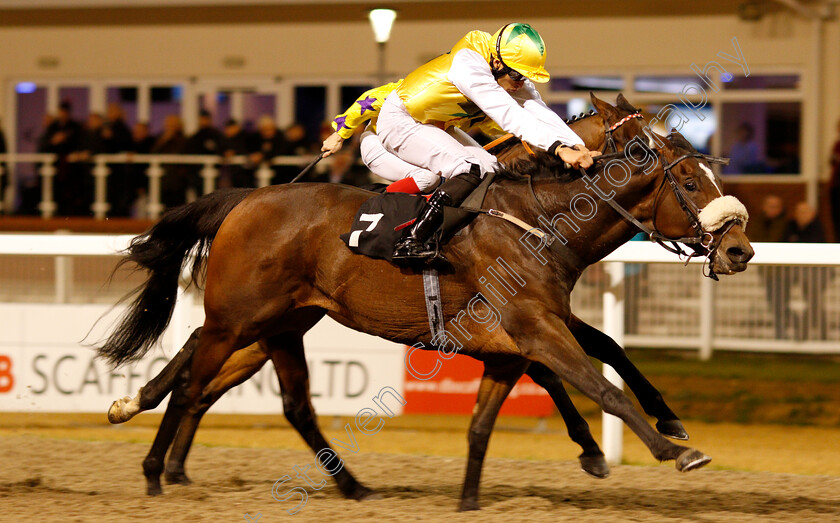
[146,481,163,496]
[657,419,689,440]
[348,484,380,501]
[357,490,383,502]
[579,454,610,479]
[458,499,480,512]
[107,397,133,424]
[164,471,192,485]
[676,448,711,472]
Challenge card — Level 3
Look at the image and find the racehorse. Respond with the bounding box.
[111,94,709,492]
[98,94,753,511]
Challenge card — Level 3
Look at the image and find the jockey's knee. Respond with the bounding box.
[412,171,441,192]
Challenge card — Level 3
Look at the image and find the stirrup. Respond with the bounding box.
[392,234,449,266]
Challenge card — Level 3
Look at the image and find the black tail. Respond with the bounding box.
[97,188,254,368]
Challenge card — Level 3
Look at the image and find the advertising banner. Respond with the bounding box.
[403,348,555,416]
[0,303,404,416]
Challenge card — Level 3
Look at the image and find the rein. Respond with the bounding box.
[484,113,737,279]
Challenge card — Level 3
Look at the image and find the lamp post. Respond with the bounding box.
[368,8,396,85]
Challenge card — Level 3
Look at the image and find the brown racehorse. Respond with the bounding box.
[98,94,753,511]
[110,95,707,493]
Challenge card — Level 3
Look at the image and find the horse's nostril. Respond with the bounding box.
[726,246,753,263]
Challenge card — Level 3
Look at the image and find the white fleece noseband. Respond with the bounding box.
[698,195,749,232]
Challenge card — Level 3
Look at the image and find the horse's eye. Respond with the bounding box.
[684,181,697,192]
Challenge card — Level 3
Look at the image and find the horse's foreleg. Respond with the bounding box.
[525,362,609,478]
[163,343,270,486]
[460,360,529,512]
[516,317,709,471]
[266,333,377,501]
[568,315,687,440]
[110,328,202,424]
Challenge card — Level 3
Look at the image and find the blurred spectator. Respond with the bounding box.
[186,110,224,156]
[724,122,761,174]
[753,195,789,339]
[151,114,188,208]
[273,121,315,183]
[63,112,109,216]
[749,194,787,242]
[250,115,287,184]
[102,103,135,216]
[320,132,370,187]
[783,202,826,243]
[76,113,107,160]
[126,122,155,217]
[103,103,133,153]
[185,110,225,196]
[282,122,312,155]
[221,119,254,188]
[131,122,155,154]
[776,202,830,340]
[829,119,840,240]
[40,101,83,215]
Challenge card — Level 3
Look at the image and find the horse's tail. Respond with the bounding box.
[97,188,254,368]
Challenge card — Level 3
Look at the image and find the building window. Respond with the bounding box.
[720,102,801,174]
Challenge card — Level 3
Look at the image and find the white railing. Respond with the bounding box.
[0,152,327,220]
[597,242,840,464]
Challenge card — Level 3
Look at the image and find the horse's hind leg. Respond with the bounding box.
[163,343,270,486]
[525,362,609,478]
[460,360,529,512]
[568,314,687,440]
[110,328,202,424]
[163,323,254,488]
[266,332,377,501]
[143,342,194,495]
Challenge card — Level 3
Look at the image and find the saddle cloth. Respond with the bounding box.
[339,192,428,262]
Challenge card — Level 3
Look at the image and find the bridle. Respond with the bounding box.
[529,111,739,279]
[601,112,644,155]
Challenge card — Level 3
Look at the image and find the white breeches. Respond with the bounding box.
[360,127,497,192]
[360,129,440,191]
[376,92,498,183]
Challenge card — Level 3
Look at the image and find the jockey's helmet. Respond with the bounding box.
[492,23,549,84]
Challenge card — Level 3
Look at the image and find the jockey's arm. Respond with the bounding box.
[448,50,582,149]
[322,80,402,158]
[513,83,600,156]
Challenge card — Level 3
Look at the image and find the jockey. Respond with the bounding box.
[322,82,501,194]
[374,22,597,261]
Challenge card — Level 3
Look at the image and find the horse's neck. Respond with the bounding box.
[484,167,659,276]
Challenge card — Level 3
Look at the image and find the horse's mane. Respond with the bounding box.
[494,150,584,184]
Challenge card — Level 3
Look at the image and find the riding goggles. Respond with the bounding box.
[503,67,526,82]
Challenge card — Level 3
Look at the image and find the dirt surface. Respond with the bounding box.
[3,435,839,523]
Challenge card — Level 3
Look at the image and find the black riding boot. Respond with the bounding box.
[392,164,482,262]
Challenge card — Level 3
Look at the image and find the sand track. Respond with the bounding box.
[3,435,839,522]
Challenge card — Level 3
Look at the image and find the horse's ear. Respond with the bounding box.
[590,92,618,120]
[667,128,695,152]
[615,93,637,113]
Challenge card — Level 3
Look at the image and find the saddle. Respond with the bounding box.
[340,134,522,263]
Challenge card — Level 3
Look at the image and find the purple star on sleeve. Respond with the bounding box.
[334,115,348,132]
[357,96,376,115]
